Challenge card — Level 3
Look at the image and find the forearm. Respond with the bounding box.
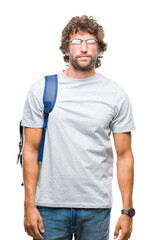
[117,153,134,209]
[23,146,39,207]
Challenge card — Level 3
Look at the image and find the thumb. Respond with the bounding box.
[114,224,120,239]
[38,216,45,233]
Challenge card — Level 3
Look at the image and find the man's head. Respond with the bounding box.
[59,15,107,70]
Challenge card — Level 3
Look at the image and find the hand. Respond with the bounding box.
[24,204,45,240]
[114,214,133,240]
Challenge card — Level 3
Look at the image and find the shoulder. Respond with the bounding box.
[26,77,45,103]
[30,77,45,94]
[96,72,128,99]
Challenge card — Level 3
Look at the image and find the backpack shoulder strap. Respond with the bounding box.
[43,74,58,116]
[17,120,23,166]
[37,74,58,162]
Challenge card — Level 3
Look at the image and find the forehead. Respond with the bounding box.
[70,31,96,40]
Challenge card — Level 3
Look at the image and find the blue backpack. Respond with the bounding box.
[17,74,58,184]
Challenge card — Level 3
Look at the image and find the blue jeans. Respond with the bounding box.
[34,206,111,240]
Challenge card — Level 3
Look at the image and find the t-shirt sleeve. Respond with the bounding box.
[110,92,136,133]
[21,79,44,128]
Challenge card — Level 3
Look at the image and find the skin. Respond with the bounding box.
[64,31,100,78]
[23,127,44,239]
[23,31,134,240]
[113,132,134,240]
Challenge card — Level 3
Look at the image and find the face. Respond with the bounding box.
[66,31,100,72]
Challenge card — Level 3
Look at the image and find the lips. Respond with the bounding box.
[78,56,90,59]
[79,56,89,57]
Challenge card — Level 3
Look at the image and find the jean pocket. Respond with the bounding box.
[36,206,45,213]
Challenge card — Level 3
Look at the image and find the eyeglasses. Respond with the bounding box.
[68,38,100,45]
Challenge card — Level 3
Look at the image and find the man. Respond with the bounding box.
[21,15,136,240]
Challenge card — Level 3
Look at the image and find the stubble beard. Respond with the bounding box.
[69,52,98,72]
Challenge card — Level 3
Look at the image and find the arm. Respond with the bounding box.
[113,132,134,240]
[23,127,44,240]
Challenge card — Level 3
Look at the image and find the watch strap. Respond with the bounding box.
[121,208,135,218]
[121,210,130,215]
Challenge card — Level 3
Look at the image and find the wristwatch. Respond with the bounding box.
[121,208,135,218]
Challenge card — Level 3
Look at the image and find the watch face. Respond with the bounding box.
[130,208,135,217]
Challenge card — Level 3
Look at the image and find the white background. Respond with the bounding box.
[0,0,153,239]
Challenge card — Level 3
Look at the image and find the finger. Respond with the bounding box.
[126,232,132,240]
[27,228,44,240]
[24,225,27,232]
[128,227,132,239]
[38,216,45,233]
[114,224,120,239]
[26,227,35,238]
[33,230,44,240]
[25,222,44,240]
[118,230,128,240]
[30,224,44,240]
[123,229,132,240]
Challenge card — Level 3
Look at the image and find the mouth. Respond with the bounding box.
[79,56,90,58]
[78,56,91,60]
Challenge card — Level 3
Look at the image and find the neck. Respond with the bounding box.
[63,64,96,79]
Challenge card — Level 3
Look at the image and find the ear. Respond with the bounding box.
[65,52,69,56]
[97,47,100,55]
[97,49,101,57]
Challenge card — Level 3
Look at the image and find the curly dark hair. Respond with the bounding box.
[59,15,107,68]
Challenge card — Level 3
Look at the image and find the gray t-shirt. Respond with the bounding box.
[21,71,136,208]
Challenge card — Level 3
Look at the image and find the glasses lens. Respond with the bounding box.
[69,39,99,45]
[71,39,82,44]
[86,39,97,44]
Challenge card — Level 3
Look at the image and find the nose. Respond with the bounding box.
[80,41,88,52]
